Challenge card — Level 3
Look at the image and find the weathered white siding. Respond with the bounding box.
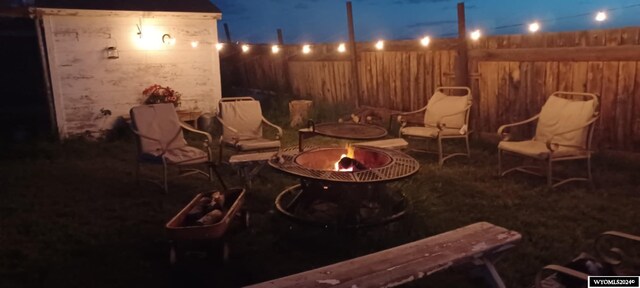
[41,10,221,138]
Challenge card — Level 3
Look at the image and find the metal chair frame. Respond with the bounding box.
[535,231,640,288]
[130,114,214,193]
[392,86,472,166]
[497,91,600,188]
[216,97,283,164]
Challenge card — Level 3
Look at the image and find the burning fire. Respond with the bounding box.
[334,144,355,171]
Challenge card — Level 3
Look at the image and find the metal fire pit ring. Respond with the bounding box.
[269,146,420,183]
[275,184,408,229]
[270,145,419,228]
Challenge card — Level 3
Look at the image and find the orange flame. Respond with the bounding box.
[334,144,355,171]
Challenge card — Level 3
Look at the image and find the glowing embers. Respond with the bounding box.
[334,144,356,171]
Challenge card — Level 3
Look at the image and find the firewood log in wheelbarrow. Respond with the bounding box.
[165,166,248,265]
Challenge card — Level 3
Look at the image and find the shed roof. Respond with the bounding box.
[34,0,221,14]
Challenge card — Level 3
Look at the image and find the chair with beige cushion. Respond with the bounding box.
[394,87,472,166]
[130,103,214,193]
[498,91,599,188]
[217,97,283,163]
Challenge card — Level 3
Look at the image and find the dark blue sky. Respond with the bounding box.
[212,0,640,44]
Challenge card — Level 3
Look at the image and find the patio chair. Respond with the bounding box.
[217,97,283,164]
[393,86,472,166]
[130,103,214,193]
[497,91,599,188]
[535,231,639,288]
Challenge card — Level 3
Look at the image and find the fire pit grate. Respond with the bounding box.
[270,146,419,183]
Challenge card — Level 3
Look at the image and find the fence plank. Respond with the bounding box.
[586,61,604,149]
[616,61,636,150]
[497,62,510,128]
[601,62,619,149]
[633,61,640,151]
[572,62,589,93]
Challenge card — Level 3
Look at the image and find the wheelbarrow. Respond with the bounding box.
[165,166,248,264]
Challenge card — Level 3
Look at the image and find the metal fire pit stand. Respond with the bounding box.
[298,120,388,152]
[270,146,419,228]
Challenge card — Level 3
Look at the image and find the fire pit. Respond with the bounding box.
[270,145,419,228]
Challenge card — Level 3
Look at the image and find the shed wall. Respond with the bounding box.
[42,12,221,137]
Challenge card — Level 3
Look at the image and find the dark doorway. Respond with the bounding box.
[0,16,51,143]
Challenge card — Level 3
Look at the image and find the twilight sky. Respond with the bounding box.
[212,0,640,44]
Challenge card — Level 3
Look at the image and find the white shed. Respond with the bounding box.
[30,0,223,138]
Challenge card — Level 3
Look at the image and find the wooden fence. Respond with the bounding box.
[223,27,640,152]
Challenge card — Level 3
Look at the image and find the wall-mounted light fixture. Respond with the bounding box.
[162,34,176,45]
[106,46,119,59]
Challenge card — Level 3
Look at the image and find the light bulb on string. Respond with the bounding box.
[470,29,482,41]
[420,36,431,47]
[375,40,384,50]
[302,44,311,54]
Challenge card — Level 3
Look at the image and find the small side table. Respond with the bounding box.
[176,110,203,129]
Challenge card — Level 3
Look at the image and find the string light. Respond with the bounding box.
[302,44,311,54]
[191,41,199,48]
[470,29,482,41]
[528,22,540,33]
[420,36,431,47]
[232,4,640,53]
[375,40,384,50]
[216,43,224,51]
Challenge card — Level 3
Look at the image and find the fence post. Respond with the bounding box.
[223,23,232,42]
[456,2,469,88]
[346,1,361,108]
[277,28,292,96]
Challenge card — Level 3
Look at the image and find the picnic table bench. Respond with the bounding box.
[245,222,521,288]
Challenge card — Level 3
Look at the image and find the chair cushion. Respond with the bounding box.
[499,140,587,159]
[130,104,186,154]
[164,146,209,165]
[535,95,596,148]
[219,99,264,140]
[222,138,281,152]
[401,126,463,138]
[424,91,468,129]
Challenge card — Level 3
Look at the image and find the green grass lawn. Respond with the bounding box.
[1,121,639,287]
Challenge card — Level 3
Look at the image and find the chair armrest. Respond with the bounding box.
[179,121,213,144]
[261,117,284,139]
[497,114,540,141]
[534,264,588,288]
[545,116,599,152]
[389,106,428,131]
[595,231,640,266]
[435,104,471,130]
[129,125,165,151]
[393,106,428,120]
